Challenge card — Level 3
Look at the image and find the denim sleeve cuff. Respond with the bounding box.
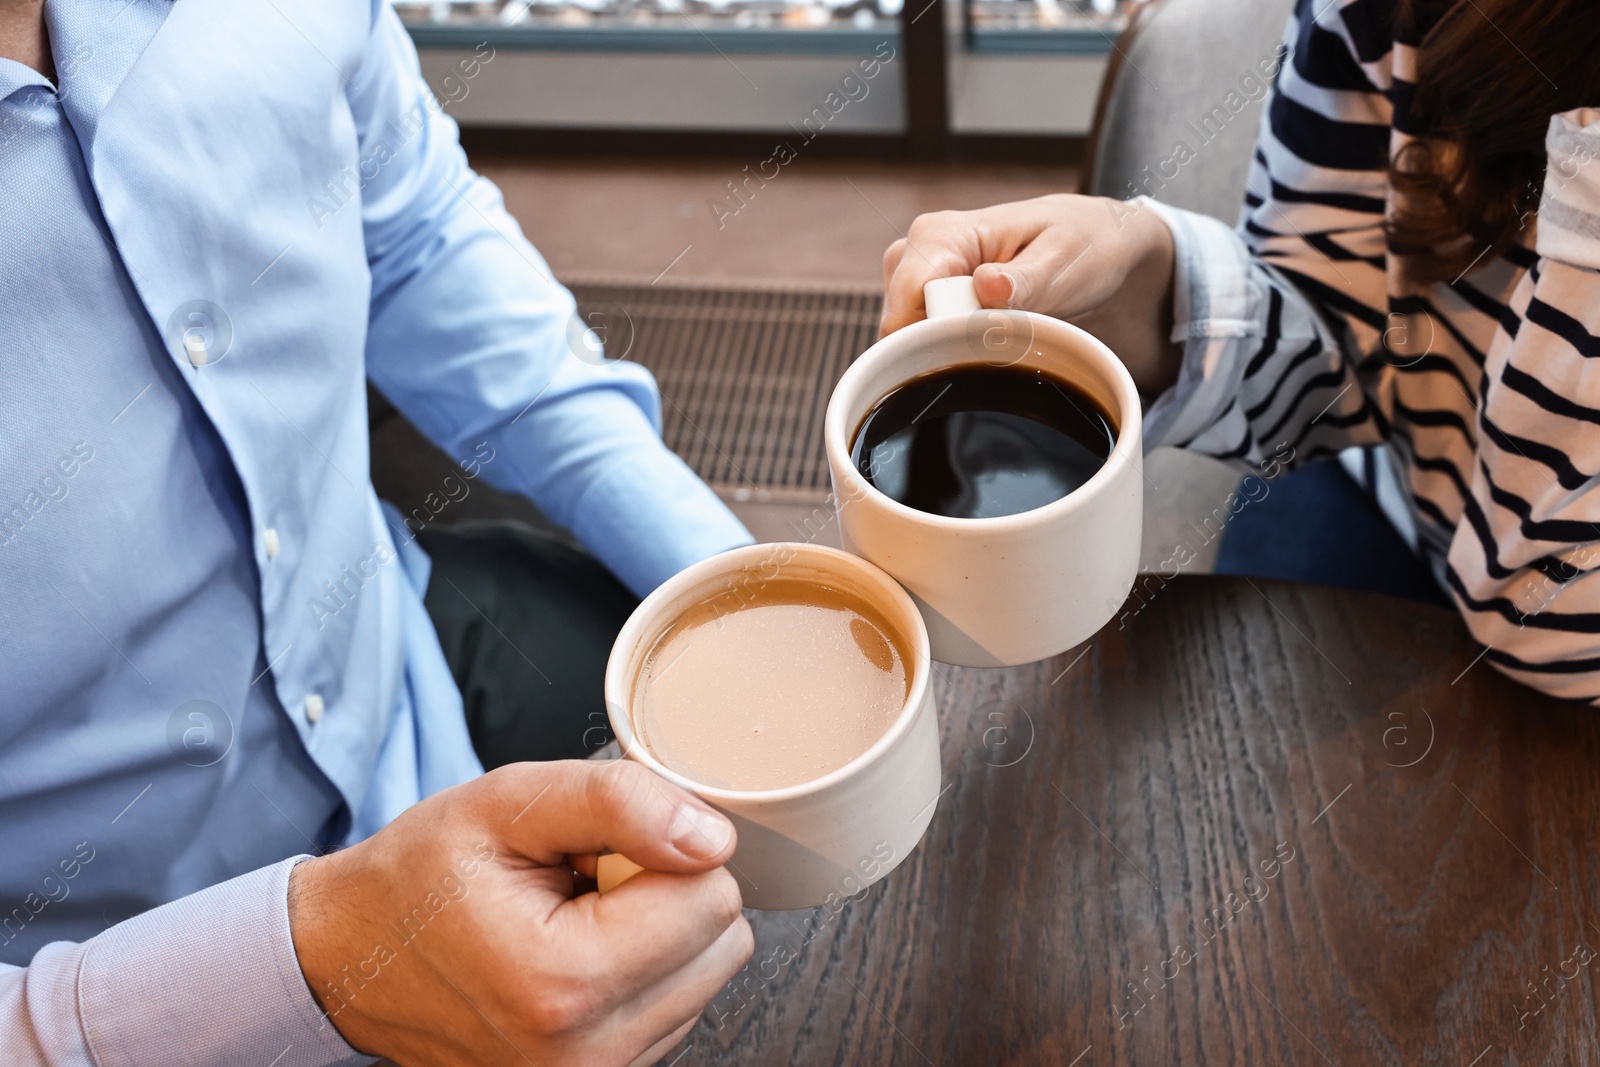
[78,856,374,1067]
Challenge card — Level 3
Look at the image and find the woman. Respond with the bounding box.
[881,0,1600,700]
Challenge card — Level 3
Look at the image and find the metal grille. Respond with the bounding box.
[567,276,881,495]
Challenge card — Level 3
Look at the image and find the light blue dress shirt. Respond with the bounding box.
[0,1,750,1062]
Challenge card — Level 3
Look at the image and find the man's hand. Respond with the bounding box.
[288,760,753,1067]
[879,194,1182,394]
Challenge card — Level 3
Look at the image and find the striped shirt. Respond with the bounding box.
[1141,0,1600,701]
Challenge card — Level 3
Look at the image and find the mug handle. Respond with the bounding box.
[923,275,981,320]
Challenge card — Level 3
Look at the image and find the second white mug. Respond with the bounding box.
[824,276,1144,667]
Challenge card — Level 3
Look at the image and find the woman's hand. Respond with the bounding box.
[880,193,1182,394]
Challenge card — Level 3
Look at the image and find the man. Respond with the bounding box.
[0,1,755,1063]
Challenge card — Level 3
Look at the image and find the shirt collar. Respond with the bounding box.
[41,0,172,154]
[0,56,54,105]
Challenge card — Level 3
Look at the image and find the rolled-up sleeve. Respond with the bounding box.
[0,858,371,1067]
[347,4,751,596]
[1138,195,1389,467]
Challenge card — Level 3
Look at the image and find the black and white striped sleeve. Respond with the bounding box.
[1449,110,1600,700]
[1141,0,1393,468]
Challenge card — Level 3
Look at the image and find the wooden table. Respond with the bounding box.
[670,576,1600,1066]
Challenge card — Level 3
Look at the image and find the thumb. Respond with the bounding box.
[972,233,1086,318]
[484,760,736,875]
[971,263,1017,309]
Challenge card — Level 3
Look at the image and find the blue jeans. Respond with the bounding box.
[1214,458,1447,605]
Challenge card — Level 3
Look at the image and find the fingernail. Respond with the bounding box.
[998,270,1017,309]
[670,803,733,859]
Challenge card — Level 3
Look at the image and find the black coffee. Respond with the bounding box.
[851,365,1116,519]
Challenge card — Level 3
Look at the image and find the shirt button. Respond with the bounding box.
[304,693,325,724]
[184,334,209,368]
[263,527,280,559]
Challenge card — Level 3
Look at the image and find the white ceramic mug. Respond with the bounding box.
[824,276,1143,667]
[604,542,941,911]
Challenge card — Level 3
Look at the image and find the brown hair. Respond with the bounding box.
[1387,0,1600,283]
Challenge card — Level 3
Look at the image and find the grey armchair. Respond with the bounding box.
[1082,0,1294,221]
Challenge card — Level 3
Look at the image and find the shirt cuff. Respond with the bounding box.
[1137,197,1265,450]
[78,857,374,1067]
[566,432,755,597]
[1138,196,1258,341]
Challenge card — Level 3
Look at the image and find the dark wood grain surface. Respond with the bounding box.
[661,576,1600,1067]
